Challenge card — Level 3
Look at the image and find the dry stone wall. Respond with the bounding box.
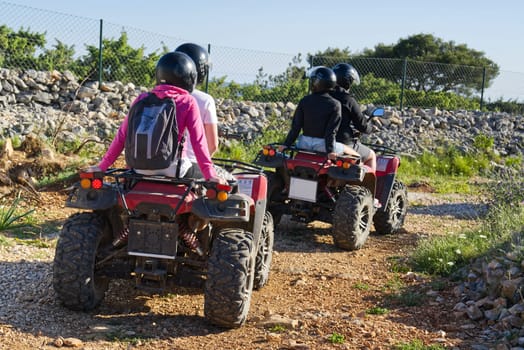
[0,68,523,157]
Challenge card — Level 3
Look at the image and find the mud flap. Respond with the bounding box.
[376,173,396,208]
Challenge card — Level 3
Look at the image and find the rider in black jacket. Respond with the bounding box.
[280,66,358,160]
[330,63,377,171]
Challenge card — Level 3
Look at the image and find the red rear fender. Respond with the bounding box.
[376,156,400,176]
[287,152,330,174]
[235,173,267,201]
[120,182,196,214]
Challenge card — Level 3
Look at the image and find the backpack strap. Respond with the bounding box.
[170,96,185,178]
[175,131,185,178]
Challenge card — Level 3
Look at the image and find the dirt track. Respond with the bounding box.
[0,190,490,350]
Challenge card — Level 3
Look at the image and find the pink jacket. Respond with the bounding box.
[98,84,217,179]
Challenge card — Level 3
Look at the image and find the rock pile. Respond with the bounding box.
[0,68,523,158]
[452,240,524,348]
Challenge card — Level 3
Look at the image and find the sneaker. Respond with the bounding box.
[373,198,382,209]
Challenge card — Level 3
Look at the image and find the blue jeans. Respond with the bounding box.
[296,135,344,154]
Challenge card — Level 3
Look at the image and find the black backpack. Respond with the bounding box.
[125,93,184,172]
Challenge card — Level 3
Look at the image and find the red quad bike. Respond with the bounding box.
[52,159,274,328]
[253,110,407,251]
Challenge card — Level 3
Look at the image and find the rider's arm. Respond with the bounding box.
[204,122,219,156]
[179,95,217,180]
[324,100,342,154]
[348,96,373,134]
[98,116,128,171]
[283,101,304,147]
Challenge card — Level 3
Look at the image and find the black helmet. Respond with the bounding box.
[175,43,210,84]
[332,63,360,90]
[155,52,197,92]
[307,66,336,93]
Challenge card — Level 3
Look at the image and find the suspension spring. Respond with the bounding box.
[112,226,129,247]
[180,224,204,256]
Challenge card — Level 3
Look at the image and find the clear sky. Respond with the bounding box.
[4,0,523,73]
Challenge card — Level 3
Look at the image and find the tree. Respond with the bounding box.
[76,32,161,86]
[309,47,352,68]
[38,40,77,72]
[359,33,499,95]
[0,25,46,69]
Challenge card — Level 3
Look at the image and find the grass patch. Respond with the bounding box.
[366,306,389,315]
[389,290,426,307]
[106,331,153,345]
[398,135,522,194]
[0,234,14,247]
[409,164,524,277]
[429,279,447,291]
[352,282,370,290]
[410,228,493,276]
[327,332,345,344]
[394,339,445,350]
[268,324,286,333]
[0,193,36,232]
[37,167,80,189]
[388,256,411,273]
[383,275,404,292]
[14,237,53,249]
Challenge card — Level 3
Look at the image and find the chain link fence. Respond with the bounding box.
[1,1,523,111]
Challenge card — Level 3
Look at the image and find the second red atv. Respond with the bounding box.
[254,125,407,251]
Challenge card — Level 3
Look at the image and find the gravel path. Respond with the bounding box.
[0,191,492,350]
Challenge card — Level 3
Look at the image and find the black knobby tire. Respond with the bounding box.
[332,186,374,251]
[254,211,274,290]
[373,180,408,234]
[267,173,284,226]
[53,212,110,311]
[204,228,255,328]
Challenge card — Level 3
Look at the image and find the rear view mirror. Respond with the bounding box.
[371,107,385,117]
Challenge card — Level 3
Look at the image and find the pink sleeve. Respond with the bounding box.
[178,95,217,179]
[98,115,128,171]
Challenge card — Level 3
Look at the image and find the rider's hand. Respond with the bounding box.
[327,152,338,160]
[208,176,228,185]
[278,145,287,152]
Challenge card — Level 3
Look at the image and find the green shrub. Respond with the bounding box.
[394,339,445,350]
[327,332,345,344]
[0,193,35,232]
[410,164,524,276]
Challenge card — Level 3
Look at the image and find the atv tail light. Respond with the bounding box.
[91,178,103,189]
[80,178,103,189]
[80,178,91,189]
[206,188,217,199]
[217,191,228,202]
[336,157,356,169]
[206,184,230,202]
[262,145,276,157]
[206,189,228,202]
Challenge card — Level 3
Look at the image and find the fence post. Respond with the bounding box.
[98,19,103,88]
[399,58,407,111]
[206,43,211,94]
[480,67,486,111]
[308,56,314,94]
